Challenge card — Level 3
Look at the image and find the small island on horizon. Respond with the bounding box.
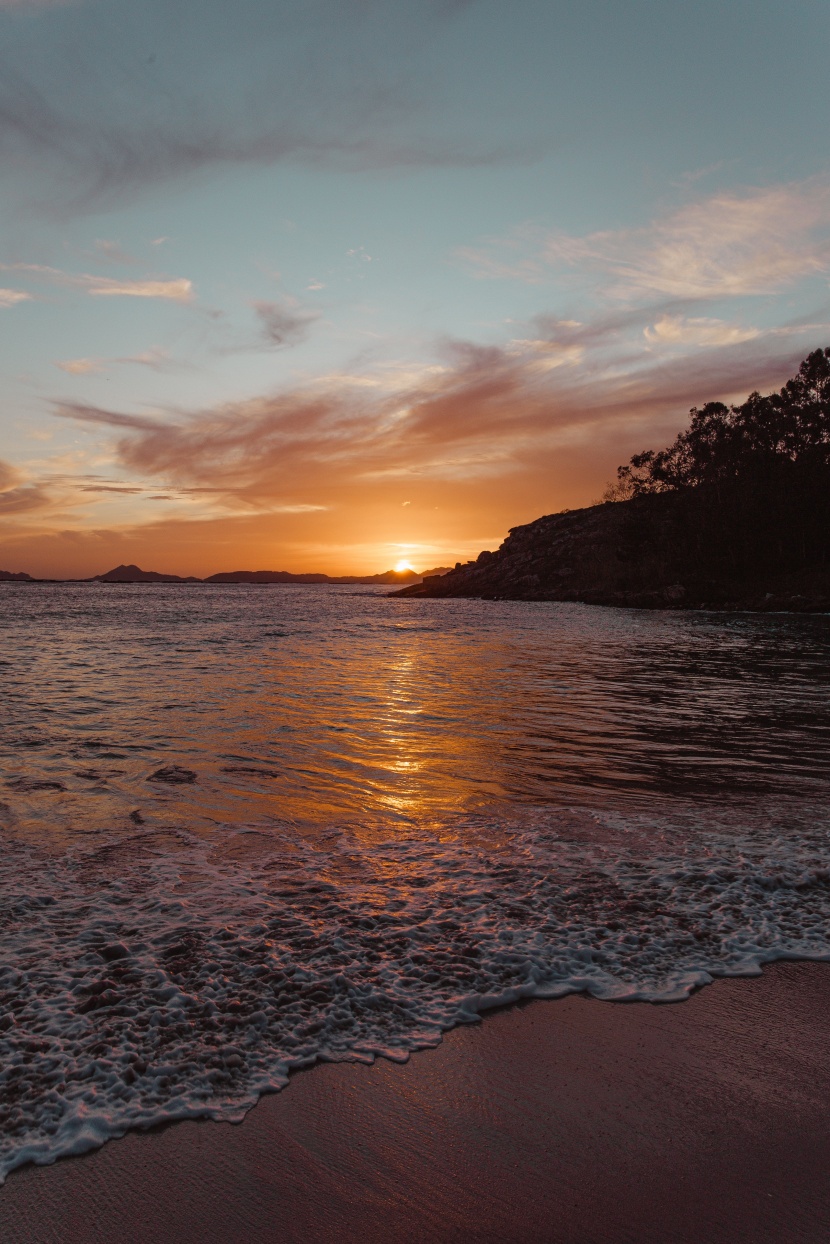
[0,563,454,587]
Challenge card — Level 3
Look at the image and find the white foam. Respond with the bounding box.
[2,807,830,1182]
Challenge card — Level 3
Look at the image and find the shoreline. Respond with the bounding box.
[2,961,829,1243]
[3,578,829,615]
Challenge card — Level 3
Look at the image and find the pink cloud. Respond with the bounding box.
[51,322,818,511]
[0,263,193,302]
[461,179,830,300]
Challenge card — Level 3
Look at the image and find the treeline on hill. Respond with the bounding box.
[608,348,830,591]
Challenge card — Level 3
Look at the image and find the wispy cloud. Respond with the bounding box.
[0,287,31,306]
[253,297,320,348]
[1,262,194,302]
[50,316,821,511]
[643,315,760,348]
[0,0,520,213]
[0,457,53,516]
[116,348,190,372]
[0,460,21,490]
[87,276,193,302]
[461,179,830,300]
[90,239,135,265]
[55,357,101,374]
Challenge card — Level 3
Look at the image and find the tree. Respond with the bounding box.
[613,348,830,496]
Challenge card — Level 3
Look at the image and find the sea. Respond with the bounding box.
[1,582,829,1180]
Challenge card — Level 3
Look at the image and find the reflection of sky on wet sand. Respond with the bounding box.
[1,584,829,855]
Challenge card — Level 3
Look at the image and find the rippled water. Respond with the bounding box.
[1,584,829,1178]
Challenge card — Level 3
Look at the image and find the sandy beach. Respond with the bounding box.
[0,960,828,1243]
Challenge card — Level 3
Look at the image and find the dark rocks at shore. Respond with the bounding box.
[393,495,830,612]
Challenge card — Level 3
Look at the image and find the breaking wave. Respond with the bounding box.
[2,805,830,1182]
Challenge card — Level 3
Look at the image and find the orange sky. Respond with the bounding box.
[0,325,819,578]
[1,0,828,578]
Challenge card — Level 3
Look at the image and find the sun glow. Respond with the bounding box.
[394,559,415,573]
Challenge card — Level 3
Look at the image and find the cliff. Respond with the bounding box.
[393,492,830,612]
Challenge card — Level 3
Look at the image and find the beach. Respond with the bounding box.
[2,586,829,1239]
[2,961,829,1243]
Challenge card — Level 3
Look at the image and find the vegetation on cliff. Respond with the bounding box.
[397,350,830,611]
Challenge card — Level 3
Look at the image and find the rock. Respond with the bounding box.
[391,495,830,614]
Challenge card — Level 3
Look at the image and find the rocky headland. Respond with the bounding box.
[392,496,830,612]
[396,349,830,613]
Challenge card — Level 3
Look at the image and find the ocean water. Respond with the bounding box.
[1,583,829,1179]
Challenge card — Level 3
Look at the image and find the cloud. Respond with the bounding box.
[50,313,821,512]
[0,484,52,514]
[54,401,161,432]
[0,286,31,306]
[253,298,320,348]
[1,262,194,301]
[643,315,760,348]
[55,357,102,374]
[462,179,830,300]
[91,239,135,264]
[0,459,22,490]
[87,276,193,301]
[0,458,52,516]
[116,347,189,372]
[0,0,518,213]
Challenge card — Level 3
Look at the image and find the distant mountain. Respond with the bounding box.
[1,563,454,586]
[204,566,453,585]
[204,570,330,584]
[329,566,452,585]
[93,564,202,583]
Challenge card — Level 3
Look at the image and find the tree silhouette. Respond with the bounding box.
[616,348,830,494]
[609,348,830,589]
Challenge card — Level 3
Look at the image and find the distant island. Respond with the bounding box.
[0,563,453,586]
[395,349,830,612]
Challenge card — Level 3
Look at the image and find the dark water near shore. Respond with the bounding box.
[1,584,829,1179]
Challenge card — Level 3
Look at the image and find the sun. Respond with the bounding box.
[394,559,415,573]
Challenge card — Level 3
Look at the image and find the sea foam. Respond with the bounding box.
[2,807,830,1183]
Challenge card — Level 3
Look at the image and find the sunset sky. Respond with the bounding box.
[1,0,829,577]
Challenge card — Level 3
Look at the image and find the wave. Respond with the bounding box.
[2,805,830,1182]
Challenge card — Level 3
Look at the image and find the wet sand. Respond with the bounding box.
[1,961,829,1244]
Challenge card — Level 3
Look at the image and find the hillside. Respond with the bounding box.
[0,564,454,586]
[393,497,830,611]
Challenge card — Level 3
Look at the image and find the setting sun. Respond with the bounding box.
[394,559,414,573]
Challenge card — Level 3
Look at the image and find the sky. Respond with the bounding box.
[1,0,829,577]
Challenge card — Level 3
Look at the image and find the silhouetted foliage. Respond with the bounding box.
[616,348,830,494]
[611,349,830,586]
